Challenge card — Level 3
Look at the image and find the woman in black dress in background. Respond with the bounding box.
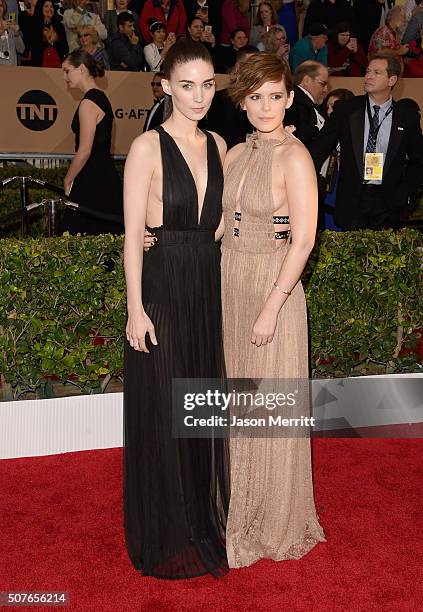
[123,39,229,579]
[61,50,123,235]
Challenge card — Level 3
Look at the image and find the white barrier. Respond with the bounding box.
[0,373,421,459]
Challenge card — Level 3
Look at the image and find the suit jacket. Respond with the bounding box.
[303,0,356,37]
[143,98,165,133]
[109,32,145,71]
[284,86,321,150]
[354,0,395,51]
[310,94,423,229]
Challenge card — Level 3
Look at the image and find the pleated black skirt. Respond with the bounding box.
[123,228,229,579]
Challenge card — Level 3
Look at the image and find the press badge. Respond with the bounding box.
[364,153,383,181]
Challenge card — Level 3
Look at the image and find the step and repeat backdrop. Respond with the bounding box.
[1,67,422,157]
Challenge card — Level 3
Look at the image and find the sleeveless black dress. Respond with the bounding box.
[123,126,229,579]
[61,89,124,235]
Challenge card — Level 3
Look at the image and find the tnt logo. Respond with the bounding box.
[16,90,58,131]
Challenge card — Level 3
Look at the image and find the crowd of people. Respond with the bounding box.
[0,0,423,75]
[2,0,422,232]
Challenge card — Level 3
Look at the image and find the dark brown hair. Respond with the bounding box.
[162,38,214,120]
[326,88,354,103]
[65,49,105,78]
[228,53,293,107]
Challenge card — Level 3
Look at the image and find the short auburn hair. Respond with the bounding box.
[228,53,293,107]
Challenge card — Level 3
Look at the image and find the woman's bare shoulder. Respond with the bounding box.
[128,129,160,157]
[225,142,247,165]
[276,133,313,166]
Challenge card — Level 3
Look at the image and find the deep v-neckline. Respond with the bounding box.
[159,126,210,225]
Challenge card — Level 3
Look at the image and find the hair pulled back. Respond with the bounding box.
[162,38,214,121]
[65,49,105,78]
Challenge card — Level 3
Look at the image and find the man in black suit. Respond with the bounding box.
[283,60,329,150]
[354,0,395,52]
[143,72,166,133]
[204,46,256,148]
[310,53,423,230]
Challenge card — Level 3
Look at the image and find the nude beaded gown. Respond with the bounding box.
[221,134,325,568]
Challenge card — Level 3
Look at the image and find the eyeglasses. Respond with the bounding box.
[151,82,162,86]
[313,77,328,87]
[78,33,90,38]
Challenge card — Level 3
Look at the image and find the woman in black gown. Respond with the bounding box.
[123,39,229,579]
[61,50,123,235]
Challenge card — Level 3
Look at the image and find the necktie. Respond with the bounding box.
[365,105,380,153]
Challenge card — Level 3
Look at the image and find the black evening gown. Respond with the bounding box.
[123,126,230,579]
[61,89,124,235]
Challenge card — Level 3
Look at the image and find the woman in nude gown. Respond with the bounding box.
[144,53,325,569]
[221,53,325,568]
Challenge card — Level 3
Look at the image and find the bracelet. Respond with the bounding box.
[273,282,291,295]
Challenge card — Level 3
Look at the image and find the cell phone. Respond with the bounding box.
[205,25,212,33]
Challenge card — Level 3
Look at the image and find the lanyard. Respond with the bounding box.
[366,96,393,141]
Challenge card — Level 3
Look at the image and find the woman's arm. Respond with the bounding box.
[251,142,317,346]
[143,43,162,71]
[63,99,100,195]
[63,9,83,32]
[93,14,108,42]
[14,31,25,54]
[124,134,158,352]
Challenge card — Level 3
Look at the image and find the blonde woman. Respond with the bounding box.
[258,23,290,63]
[77,24,109,69]
[63,0,107,52]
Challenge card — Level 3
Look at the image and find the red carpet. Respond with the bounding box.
[1,440,422,612]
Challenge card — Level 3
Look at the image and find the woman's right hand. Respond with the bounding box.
[143,229,157,252]
[126,310,158,352]
[165,32,176,48]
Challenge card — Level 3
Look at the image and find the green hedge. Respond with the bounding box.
[0,229,421,399]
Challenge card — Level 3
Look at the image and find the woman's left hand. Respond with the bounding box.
[64,177,73,196]
[143,229,157,252]
[251,309,277,346]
